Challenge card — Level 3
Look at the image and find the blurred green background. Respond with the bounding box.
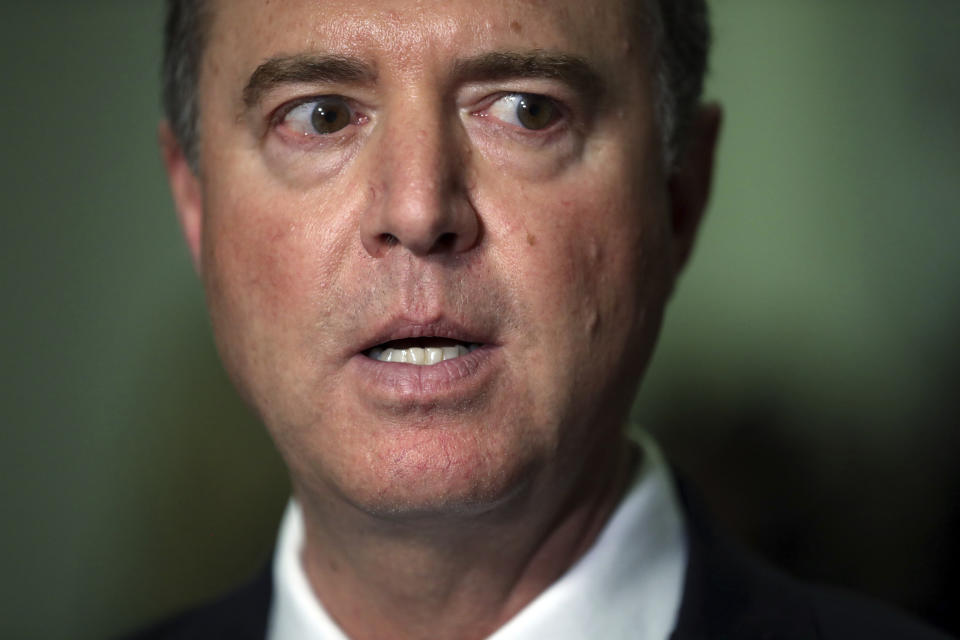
[1,2,957,638]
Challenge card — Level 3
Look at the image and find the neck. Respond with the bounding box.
[295,438,637,640]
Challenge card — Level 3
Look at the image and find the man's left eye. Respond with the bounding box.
[485,93,560,131]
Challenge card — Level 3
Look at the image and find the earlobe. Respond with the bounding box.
[158,121,204,273]
[667,104,722,277]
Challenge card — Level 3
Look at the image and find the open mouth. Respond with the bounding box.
[365,338,482,365]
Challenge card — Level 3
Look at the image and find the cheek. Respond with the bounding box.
[492,160,672,411]
[202,198,309,338]
[212,220,295,315]
[201,169,358,322]
[527,184,665,335]
[198,180,357,408]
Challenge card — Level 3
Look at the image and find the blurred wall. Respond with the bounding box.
[636,2,960,631]
[0,2,957,638]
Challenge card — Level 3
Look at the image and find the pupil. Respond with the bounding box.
[517,95,553,130]
[311,98,350,134]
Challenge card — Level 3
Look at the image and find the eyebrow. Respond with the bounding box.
[241,50,604,109]
[452,51,604,99]
[243,54,378,109]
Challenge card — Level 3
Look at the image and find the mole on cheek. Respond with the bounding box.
[526,232,536,246]
[510,20,523,33]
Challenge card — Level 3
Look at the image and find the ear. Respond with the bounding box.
[667,104,722,276]
[159,121,204,273]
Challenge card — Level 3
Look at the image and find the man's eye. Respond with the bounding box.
[486,93,559,131]
[282,96,353,135]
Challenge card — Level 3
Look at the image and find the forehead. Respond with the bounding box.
[203,0,651,81]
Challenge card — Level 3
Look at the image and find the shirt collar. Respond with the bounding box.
[267,432,687,640]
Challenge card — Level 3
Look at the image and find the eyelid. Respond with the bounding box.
[266,94,371,150]
[471,92,568,131]
[270,94,359,128]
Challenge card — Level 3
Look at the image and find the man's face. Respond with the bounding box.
[175,0,688,517]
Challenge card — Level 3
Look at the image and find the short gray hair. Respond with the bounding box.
[161,0,211,172]
[161,0,710,171]
[651,0,711,167]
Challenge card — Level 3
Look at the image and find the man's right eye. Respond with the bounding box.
[281,96,354,135]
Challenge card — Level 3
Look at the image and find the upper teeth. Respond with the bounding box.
[368,344,480,365]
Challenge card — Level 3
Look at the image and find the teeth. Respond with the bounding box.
[370,343,480,365]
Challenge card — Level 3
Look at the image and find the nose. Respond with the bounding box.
[360,108,479,258]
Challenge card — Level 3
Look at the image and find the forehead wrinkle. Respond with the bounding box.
[297,8,469,70]
[206,0,655,119]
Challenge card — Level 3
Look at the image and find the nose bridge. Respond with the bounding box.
[361,91,478,257]
[385,104,449,215]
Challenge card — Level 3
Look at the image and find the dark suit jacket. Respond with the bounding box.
[126,489,954,640]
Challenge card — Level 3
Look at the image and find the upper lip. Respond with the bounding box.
[354,315,496,355]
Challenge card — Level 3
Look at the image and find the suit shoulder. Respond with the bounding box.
[805,584,954,639]
[672,479,954,639]
[120,566,272,640]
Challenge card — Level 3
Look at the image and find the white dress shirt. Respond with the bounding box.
[267,433,688,640]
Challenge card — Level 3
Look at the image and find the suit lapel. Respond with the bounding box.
[670,480,818,640]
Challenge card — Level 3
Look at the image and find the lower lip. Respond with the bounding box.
[348,345,500,403]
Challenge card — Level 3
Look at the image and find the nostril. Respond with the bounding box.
[381,233,399,247]
[433,232,457,251]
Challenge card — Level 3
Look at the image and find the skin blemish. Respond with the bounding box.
[510,20,523,34]
[586,308,600,337]
[526,232,536,246]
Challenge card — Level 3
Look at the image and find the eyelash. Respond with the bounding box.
[472,92,567,135]
[271,96,366,138]
[269,91,568,143]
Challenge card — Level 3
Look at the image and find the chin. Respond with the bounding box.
[354,481,529,522]
[320,422,543,522]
